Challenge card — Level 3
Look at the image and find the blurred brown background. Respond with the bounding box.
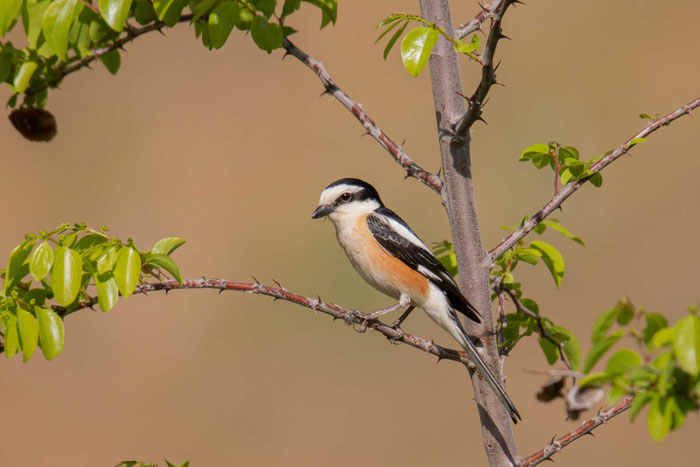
[1,0,698,465]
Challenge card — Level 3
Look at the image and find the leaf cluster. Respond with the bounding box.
[0,223,185,362]
[0,0,337,111]
[376,13,480,77]
[577,300,700,441]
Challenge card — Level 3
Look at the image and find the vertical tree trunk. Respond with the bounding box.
[418,1,519,465]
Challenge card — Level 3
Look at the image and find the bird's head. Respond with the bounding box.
[312,178,382,223]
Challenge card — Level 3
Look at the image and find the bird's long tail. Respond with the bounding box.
[448,313,521,423]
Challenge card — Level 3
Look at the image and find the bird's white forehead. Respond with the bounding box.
[318,184,363,205]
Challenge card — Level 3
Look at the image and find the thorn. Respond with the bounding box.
[585,431,595,437]
[512,0,525,5]
[272,279,284,290]
[157,27,166,36]
[118,44,127,51]
[282,50,292,60]
[494,80,506,87]
[360,130,370,137]
[218,288,224,295]
[499,33,511,41]
[494,60,502,72]
[272,297,280,301]
[476,115,488,125]
[319,89,331,97]
[251,276,260,285]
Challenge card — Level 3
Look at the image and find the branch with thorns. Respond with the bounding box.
[490,96,700,260]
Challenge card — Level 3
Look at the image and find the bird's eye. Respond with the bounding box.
[340,192,352,202]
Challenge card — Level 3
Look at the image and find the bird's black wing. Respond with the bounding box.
[367,208,482,323]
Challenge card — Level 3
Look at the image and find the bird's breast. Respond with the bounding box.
[333,214,429,303]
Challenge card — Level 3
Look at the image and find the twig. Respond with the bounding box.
[455,0,502,39]
[501,286,572,370]
[490,97,700,260]
[519,396,634,466]
[454,0,513,136]
[51,278,471,365]
[281,38,444,194]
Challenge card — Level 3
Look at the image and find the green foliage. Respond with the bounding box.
[576,299,700,441]
[376,12,480,77]
[0,223,185,362]
[0,0,337,117]
[518,141,624,189]
[117,460,189,467]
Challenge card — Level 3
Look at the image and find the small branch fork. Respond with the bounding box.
[281,38,444,193]
[454,0,515,136]
[56,278,471,365]
[493,280,572,370]
[455,0,503,39]
[490,96,700,261]
[519,396,634,466]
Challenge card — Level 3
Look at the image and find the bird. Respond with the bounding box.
[312,177,521,423]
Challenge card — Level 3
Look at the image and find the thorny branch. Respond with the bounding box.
[490,97,700,261]
[51,278,472,365]
[454,0,514,137]
[281,38,444,193]
[455,0,502,39]
[519,396,634,466]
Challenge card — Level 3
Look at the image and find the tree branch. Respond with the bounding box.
[51,278,472,365]
[419,0,518,464]
[519,396,634,466]
[281,38,444,193]
[454,0,513,137]
[455,0,502,39]
[490,97,700,260]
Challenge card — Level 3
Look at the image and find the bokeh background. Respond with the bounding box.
[1,0,699,465]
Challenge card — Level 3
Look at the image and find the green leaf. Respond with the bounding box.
[30,241,54,281]
[98,0,132,32]
[97,246,118,275]
[538,337,559,365]
[50,246,82,306]
[375,16,402,44]
[13,61,38,93]
[514,247,541,265]
[282,0,301,17]
[114,246,141,297]
[134,0,157,24]
[519,298,539,315]
[541,220,585,246]
[4,314,19,358]
[208,1,238,49]
[616,299,635,325]
[647,396,670,441]
[608,386,627,404]
[143,253,182,284]
[17,307,39,362]
[253,0,276,18]
[628,137,646,148]
[519,143,550,161]
[639,113,653,120]
[43,0,80,60]
[589,172,603,187]
[383,20,408,60]
[560,168,574,186]
[36,306,64,359]
[578,372,609,388]
[606,348,642,375]
[674,314,700,375]
[162,0,188,27]
[99,49,120,74]
[436,252,457,276]
[153,0,175,20]
[3,238,37,293]
[530,240,565,287]
[592,307,618,344]
[22,0,51,48]
[630,391,653,421]
[400,26,439,77]
[652,326,676,348]
[642,312,668,347]
[552,325,581,371]
[73,233,108,252]
[0,0,22,36]
[250,15,283,53]
[454,33,480,54]
[94,272,118,311]
[583,329,625,373]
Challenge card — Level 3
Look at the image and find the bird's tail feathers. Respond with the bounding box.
[449,314,521,423]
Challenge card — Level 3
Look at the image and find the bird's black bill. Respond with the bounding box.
[311,205,334,219]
